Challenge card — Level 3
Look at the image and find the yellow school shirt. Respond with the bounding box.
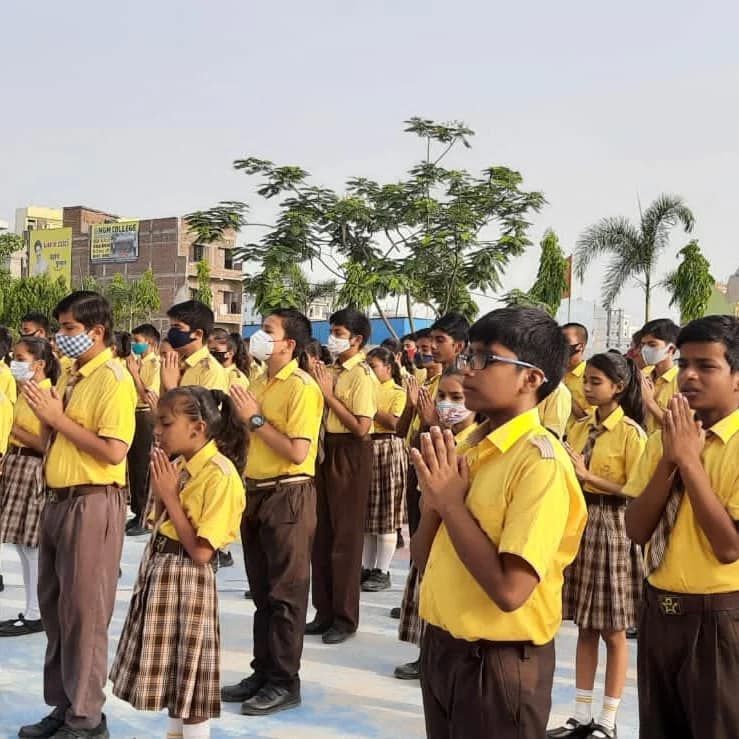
[226,366,250,392]
[537,382,572,440]
[0,389,11,455]
[568,406,646,494]
[245,359,324,480]
[624,409,739,594]
[9,378,52,448]
[159,440,245,551]
[0,362,17,405]
[56,355,74,390]
[413,367,428,385]
[140,352,161,396]
[374,380,407,434]
[180,346,228,391]
[646,365,679,435]
[46,348,137,488]
[325,352,378,434]
[420,408,587,644]
[564,360,588,412]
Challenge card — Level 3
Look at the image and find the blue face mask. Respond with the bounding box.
[166,327,195,349]
[131,342,148,356]
[56,331,95,359]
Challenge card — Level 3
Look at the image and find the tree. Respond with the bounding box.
[194,260,213,308]
[0,274,69,329]
[0,233,25,264]
[186,118,545,334]
[662,240,715,323]
[104,269,161,330]
[574,194,695,320]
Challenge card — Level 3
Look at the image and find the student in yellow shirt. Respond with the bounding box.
[124,323,162,537]
[0,338,60,637]
[222,309,323,716]
[308,308,378,645]
[111,385,247,739]
[562,322,591,423]
[18,291,137,739]
[20,312,51,340]
[361,347,408,592]
[538,381,573,440]
[0,327,17,405]
[625,316,739,739]
[639,318,680,434]
[208,328,251,391]
[410,306,586,739]
[549,352,647,739]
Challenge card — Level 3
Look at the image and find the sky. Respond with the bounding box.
[2,0,738,327]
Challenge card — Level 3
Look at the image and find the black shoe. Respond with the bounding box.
[361,567,372,584]
[626,627,638,640]
[217,550,234,568]
[240,683,301,716]
[0,615,44,637]
[0,574,4,592]
[125,523,148,537]
[547,718,595,738]
[221,673,266,703]
[124,517,139,532]
[322,626,353,645]
[393,658,420,680]
[304,618,331,635]
[49,716,109,738]
[18,713,65,738]
[244,590,252,599]
[390,607,401,619]
[362,570,391,592]
[396,529,405,549]
[587,725,616,739]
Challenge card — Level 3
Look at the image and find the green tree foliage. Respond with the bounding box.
[186,118,545,331]
[662,240,715,323]
[0,273,69,329]
[195,260,213,308]
[104,269,161,331]
[244,262,335,316]
[0,233,25,263]
[574,194,694,320]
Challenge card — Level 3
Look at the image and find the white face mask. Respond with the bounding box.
[641,344,671,367]
[327,334,352,357]
[436,400,472,427]
[10,360,35,382]
[249,330,275,362]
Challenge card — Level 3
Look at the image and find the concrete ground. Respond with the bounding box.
[0,537,638,738]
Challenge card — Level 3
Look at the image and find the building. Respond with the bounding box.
[10,206,64,277]
[706,281,739,318]
[555,299,631,354]
[63,205,243,333]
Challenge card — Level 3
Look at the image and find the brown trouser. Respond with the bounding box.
[638,584,739,739]
[421,624,555,739]
[242,479,316,690]
[311,434,372,632]
[127,409,154,519]
[38,487,126,730]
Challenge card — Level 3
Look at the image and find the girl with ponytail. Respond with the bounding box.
[549,352,647,739]
[111,385,247,739]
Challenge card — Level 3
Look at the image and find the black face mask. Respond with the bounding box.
[211,351,228,365]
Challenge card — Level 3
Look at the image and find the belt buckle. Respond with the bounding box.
[658,594,682,616]
[47,489,58,504]
[154,535,166,554]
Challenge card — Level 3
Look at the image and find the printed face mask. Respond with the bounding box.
[166,327,195,349]
[327,334,352,357]
[56,331,94,359]
[641,345,671,366]
[249,330,275,362]
[436,400,472,427]
[10,360,34,382]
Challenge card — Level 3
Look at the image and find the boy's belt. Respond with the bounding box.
[583,491,627,508]
[646,584,739,616]
[152,533,216,566]
[47,484,118,503]
[246,475,311,492]
[8,446,43,459]
[371,433,397,440]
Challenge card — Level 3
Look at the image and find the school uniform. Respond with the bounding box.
[312,352,378,633]
[55,355,74,391]
[624,409,739,739]
[180,346,228,391]
[128,352,160,522]
[242,360,323,689]
[0,361,17,405]
[366,380,407,536]
[37,348,136,731]
[0,388,11,456]
[562,406,646,630]
[226,365,250,391]
[564,360,595,432]
[111,440,245,719]
[419,409,586,739]
[537,381,572,440]
[645,365,679,435]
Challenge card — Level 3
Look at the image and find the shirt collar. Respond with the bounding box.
[185,345,210,368]
[274,358,299,381]
[380,379,395,388]
[38,378,52,389]
[340,352,365,371]
[594,405,624,431]
[183,439,219,477]
[78,347,113,378]
[657,365,678,383]
[483,408,541,454]
[709,409,739,445]
[570,360,586,378]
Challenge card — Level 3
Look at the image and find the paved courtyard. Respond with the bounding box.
[0,536,638,738]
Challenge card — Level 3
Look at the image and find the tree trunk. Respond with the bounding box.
[644,272,651,322]
[406,292,416,334]
[373,296,398,339]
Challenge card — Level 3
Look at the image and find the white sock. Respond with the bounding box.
[574,688,593,724]
[166,717,183,738]
[17,546,40,620]
[598,695,620,732]
[375,533,396,573]
[362,534,378,569]
[182,722,210,738]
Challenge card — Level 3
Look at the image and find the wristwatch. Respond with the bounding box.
[249,414,266,431]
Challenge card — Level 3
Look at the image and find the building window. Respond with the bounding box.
[224,249,233,269]
[223,290,240,314]
[191,243,205,262]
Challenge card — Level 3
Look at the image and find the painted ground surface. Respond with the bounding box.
[0,538,638,738]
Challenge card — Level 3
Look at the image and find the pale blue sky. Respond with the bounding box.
[2,0,737,324]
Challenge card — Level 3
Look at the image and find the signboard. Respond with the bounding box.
[28,227,72,285]
[90,220,139,263]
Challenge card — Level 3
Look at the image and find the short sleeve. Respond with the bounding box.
[498,459,571,580]
[141,358,161,395]
[199,364,229,392]
[196,470,245,550]
[0,369,17,405]
[622,426,647,490]
[285,381,324,441]
[95,376,136,446]
[347,370,377,419]
[623,431,662,498]
[389,387,407,418]
[725,469,739,520]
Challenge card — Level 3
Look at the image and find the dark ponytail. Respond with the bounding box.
[270,308,313,373]
[17,337,61,384]
[587,352,645,427]
[367,346,403,385]
[228,332,251,374]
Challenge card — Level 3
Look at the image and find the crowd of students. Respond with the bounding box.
[0,291,737,739]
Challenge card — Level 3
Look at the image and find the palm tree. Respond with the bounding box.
[574,194,695,320]
[661,240,715,323]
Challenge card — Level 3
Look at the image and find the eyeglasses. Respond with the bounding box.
[455,352,548,382]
